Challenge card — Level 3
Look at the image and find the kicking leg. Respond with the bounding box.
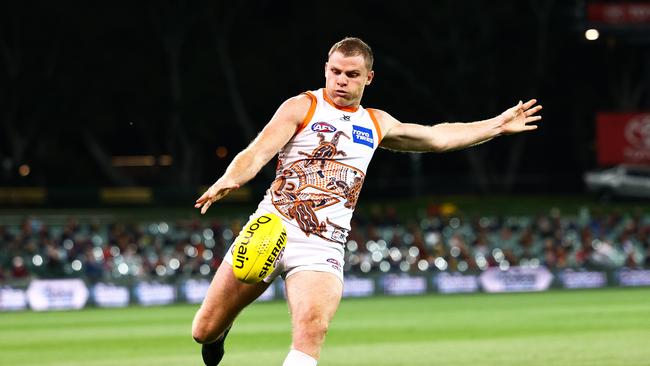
[192,262,270,365]
[283,271,343,365]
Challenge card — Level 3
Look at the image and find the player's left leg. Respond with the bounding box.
[283,270,343,365]
[192,262,271,366]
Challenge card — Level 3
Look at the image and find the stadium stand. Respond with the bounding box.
[1,207,649,284]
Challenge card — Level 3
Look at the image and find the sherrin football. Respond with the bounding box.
[231,213,287,284]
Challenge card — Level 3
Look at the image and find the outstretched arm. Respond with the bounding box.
[378,99,542,152]
[195,94,312,214]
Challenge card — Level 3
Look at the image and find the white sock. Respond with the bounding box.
[282,349,317,366]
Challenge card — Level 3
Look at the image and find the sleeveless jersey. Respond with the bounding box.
[258,88,383,245]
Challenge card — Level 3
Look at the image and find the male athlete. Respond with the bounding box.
[192,37,542,366]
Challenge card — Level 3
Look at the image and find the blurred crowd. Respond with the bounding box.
[1,205,649,284]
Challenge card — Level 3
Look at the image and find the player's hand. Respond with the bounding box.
[499,99,542,135]
[194,179,240,214]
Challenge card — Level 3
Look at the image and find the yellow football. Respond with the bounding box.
[231,213,287,284]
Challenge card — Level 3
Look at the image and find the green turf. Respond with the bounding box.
[1,288,649,366]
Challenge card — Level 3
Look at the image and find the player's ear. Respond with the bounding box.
[366,70,374,86]
[324,62,328,77]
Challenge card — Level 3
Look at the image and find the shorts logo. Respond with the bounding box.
[312,122,337,133]
[326,258,340,267]
[352,125,374,148]
[327,258,341,272]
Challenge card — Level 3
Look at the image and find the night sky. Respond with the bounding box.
[1,0,647,197]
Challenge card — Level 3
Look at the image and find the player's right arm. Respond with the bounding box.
[195,94,312,214]
[376,99,542,152]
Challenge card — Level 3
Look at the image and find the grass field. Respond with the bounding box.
[1,288,649,366]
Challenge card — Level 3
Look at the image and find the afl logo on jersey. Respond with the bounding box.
[311,122,337,133]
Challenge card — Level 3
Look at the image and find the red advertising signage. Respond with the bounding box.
[587,3,650,24]
[597,113,650,165]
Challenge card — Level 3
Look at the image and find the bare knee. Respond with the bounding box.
[192,311,227,344]
[192,319,212,344]
[293,311,330,346]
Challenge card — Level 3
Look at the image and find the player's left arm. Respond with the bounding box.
[377,99,542,152]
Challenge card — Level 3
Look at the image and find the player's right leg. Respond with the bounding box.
[284,270,343,365]
[192,261,270,365]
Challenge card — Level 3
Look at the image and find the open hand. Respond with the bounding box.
[500,99,542,135]
[194,179,240,214]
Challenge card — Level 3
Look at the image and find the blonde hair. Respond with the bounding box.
[328,37,374,71]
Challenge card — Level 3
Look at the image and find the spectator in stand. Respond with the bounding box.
[11,256,29,279]
[619,231,643,268]
[83,248,104,283]
[542,238,557,269]
[1,208,649,282]
[0,264,6,282]
[573,240,594,269]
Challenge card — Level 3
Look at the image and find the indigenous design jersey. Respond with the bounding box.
[258,88,383,245]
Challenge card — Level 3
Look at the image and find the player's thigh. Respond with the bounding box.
[192,262,270,343]
[285,271,343,331]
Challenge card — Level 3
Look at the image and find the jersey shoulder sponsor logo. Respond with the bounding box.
[352,125,374,148]
[311,122,337,133]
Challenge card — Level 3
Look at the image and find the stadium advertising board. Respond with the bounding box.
[596,113,650,165]
[26,279,89,311]
[92,283,130,307]
[559,270,607,289]
[0,286,28,311]
[182,279,211,304]
[618,269,650,287]
[434,273,479,294]
[480,266,553,293]
[343,276,375,298]
[134,282,176,306]
[383,274,427,295]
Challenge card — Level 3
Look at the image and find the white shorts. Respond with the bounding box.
[223,210,345,284]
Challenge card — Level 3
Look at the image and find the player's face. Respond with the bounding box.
[324,51,374,107]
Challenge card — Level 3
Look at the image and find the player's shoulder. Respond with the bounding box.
[364,108,400,129]
[274,93,315,123]
[365,107,387,116]
[279,93,312,114]
[282,93,315,112]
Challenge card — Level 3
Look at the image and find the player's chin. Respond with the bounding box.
[335,94,356,106]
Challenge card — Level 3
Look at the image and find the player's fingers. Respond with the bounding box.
[522,99,537,109]
[196,189,211,202]
[526,115,542,123]
[525,105,543,117]
[200,199,213,215]
[511,100,522,112]
[194,197,211,208]
[195,196,211,208]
